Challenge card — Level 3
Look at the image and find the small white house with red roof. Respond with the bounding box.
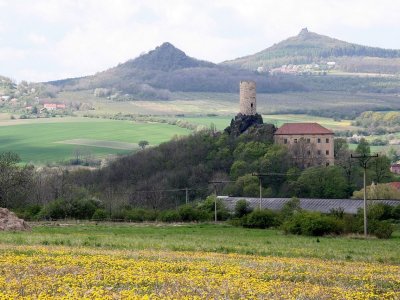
[43,103,66,111]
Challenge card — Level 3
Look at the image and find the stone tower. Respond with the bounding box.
[239,80,256,115]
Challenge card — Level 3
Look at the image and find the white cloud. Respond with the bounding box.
[0,48,27,61]
[28,34,47,45]
[1,0,400,81]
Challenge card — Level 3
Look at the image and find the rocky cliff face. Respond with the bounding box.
[224,113,275,142]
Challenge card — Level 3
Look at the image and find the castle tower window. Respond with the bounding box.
[317,138,321,143]
[284,138,288,144]
[326,150,329,155]
[306,138,310,143]
[326,138,329,143]
[294,139,298,143]
[326,162,330,166]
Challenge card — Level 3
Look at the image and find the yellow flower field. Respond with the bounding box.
[0,245,398,299]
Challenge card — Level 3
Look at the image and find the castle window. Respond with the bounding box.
[307,150,311,156]
[284,138,288,144]
[317,138,321,143]
[326,150,329,155]
[294,139,298,143]
[317,150,321,155]
[326,138,329,143]
[251,103,253,108]
[326,162,330,167]
[306,138,310,143]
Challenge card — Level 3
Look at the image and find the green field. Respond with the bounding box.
[0,110,354,164]
[0,118,190,164]
[0,223,399,263]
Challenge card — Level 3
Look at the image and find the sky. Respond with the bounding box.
[1,0,400,82]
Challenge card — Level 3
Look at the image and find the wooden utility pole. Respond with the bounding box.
[252,173,287,210]
[208,180,235,222]
[351,153,378,238]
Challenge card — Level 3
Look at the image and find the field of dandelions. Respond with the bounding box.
[0,223,399,299]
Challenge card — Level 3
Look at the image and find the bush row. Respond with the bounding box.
[231,198,396,239]
[15,197,397,239]
[16,196,230,223]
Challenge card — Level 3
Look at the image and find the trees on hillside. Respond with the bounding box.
[1,129,393,214]
[0,152,34,208]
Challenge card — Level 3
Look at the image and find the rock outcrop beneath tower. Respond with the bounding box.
[224,113,275,142]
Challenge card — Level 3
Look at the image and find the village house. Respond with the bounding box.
[43,103,66,111]
[274,123,335,168]
[390,163,400,174]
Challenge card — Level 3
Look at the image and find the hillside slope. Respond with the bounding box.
[222,28,400,73]
[47,43,305,98]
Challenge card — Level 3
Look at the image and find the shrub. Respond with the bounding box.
[122,209,158,222]
[69,199,98,219]
[197,196,229,221]
[280,197,302,220]
[38,199,67,220]
[92,209,108,221]
[282,212,343,236]
[16,205,42,221]
[342,214,363,234]
[159,210,181,223]
[178,205,208,222]
[368,203,393,221]
[368,220,394,239]
[391,204,400,221]
[372,221,394,239]
[234,199,253,218]
[243,209,279,229]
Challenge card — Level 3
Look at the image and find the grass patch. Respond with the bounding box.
[0,223,399,263]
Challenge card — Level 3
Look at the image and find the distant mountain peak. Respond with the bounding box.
[158,42,177,49]
[125,42,215,72]
[298,27,309,36]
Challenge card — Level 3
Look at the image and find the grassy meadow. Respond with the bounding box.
[0,117,190,164]
[0,223,399,298]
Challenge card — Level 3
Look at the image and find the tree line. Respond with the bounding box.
[0,125,395,221]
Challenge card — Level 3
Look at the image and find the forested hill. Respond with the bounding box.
[123,42,216,71]
[46,42,305,98]
[222,28,400,73]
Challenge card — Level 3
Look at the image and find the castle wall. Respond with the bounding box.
[239,80,256,115]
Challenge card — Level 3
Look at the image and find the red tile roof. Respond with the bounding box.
[275,123,334,135]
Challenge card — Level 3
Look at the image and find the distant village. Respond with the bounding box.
[0,78,92,118]
[258,61,336,75]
